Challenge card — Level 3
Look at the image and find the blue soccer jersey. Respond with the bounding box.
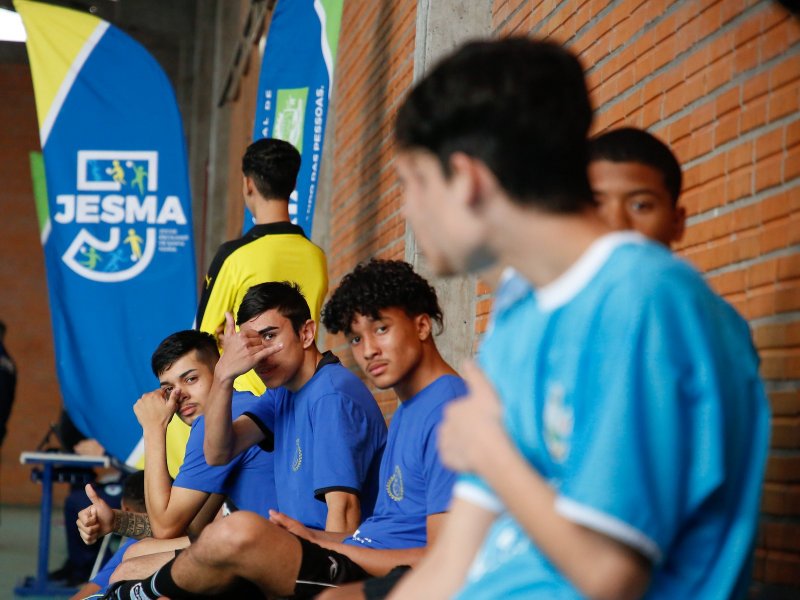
[244,352,387,529]
[173,391,277,518]
[344,374,466,550]
[453,233,770,599]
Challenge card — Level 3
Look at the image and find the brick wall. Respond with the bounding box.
[0,61,67,506]
[491,0,800,595]
[322,0,417,417]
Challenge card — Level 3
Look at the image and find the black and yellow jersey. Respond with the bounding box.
[196,221,328,395]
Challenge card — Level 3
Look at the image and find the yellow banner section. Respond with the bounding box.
[14,0,100,133]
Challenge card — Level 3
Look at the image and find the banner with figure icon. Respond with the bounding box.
[16,0,196,466]
[244,0,344,235]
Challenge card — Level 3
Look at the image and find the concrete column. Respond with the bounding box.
[405,1,493,370]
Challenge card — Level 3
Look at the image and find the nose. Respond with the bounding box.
[173,385,187,403]
[362,335,379,361]
[600,198,632,231]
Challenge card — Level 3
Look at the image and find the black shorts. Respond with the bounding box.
[291,537,370,599]
[363,565,412,600]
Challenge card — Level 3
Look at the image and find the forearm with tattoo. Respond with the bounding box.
[112,510,153,538]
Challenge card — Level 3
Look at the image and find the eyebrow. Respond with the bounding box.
[159,368,196,386]
[257,326,279,336]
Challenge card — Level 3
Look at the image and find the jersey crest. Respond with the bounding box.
[543,383,573,463]
[386,465,404,501]
[291,437,303,472]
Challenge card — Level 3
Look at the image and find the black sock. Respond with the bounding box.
[103,557,201,600]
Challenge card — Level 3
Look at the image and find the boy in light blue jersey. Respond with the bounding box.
[390,38,770,600]
[104,261,464,599]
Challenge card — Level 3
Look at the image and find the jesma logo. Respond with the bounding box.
[54,151,187,283]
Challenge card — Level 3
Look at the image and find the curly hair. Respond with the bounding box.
[322,260,443,335]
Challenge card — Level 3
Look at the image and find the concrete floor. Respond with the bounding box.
[0,504,71,599]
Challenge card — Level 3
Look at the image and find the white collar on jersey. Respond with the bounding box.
[535,231,645,312]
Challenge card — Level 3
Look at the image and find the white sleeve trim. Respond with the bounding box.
[453,481,504,514]
[555,496,662,563]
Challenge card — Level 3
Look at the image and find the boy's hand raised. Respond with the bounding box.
[134,388,178,431]
[215,312,282,382]
[76,484,114,545]
[438,360,508,476]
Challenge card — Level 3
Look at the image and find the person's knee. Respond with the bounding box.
[195,512,274,562]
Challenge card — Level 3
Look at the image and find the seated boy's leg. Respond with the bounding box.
[291,538,369,599]
[105,511,371,599]
[121,536,190,560]
[317,566,411,600]
[110,551,176,585]
[105,511,302,598]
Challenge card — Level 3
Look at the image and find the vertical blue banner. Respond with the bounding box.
[16,0,197,463]
[247,0,343,235]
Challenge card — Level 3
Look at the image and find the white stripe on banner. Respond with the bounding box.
[40,218,51,245]
[313,1,335,99]
[125,435,144,468]
[40,21,109,147]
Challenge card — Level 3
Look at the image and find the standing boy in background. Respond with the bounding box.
[197,138,328,396]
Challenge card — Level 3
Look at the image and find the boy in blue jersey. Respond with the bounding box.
[103,262,465,600]
[388,38,770,600]
[202,281,387,533]
[76,331,276,547]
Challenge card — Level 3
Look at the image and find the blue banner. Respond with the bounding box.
[246,0,343,235]
[16,0,197,463]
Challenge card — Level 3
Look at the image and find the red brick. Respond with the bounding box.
[771,416,800,448]
[763,551,800,586]
[771,390,800,416]
[766,454,800,484]
[769,84,800,122]
[755,154,784,193]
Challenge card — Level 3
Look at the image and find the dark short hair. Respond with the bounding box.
[237,281,311,334]
[151,330,219,377]
[241,138,301,200]
[322,260,443,335]
[122,470,146,513]
[589,127,682,204]
[395,37,594,213]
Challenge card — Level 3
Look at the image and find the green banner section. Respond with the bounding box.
[320,0,343,61]
[29,151,49,236]
[273,87,309,153]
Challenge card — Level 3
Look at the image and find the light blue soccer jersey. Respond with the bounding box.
[454,233,770,599]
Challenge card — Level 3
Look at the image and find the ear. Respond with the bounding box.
[671,205,686,244]
[300,319,317,349]
[448,152,482,211]
[243,175,254,197]
[415,313,433,341]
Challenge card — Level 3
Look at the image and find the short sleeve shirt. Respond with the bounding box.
[453,234,770,599]
[344,375,466,550]
[173,391,277,517]
[244,353,387,528]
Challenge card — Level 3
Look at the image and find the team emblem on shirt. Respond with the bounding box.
[292,437,303,471]
[543,383,573,463]
[386,465,404,501]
